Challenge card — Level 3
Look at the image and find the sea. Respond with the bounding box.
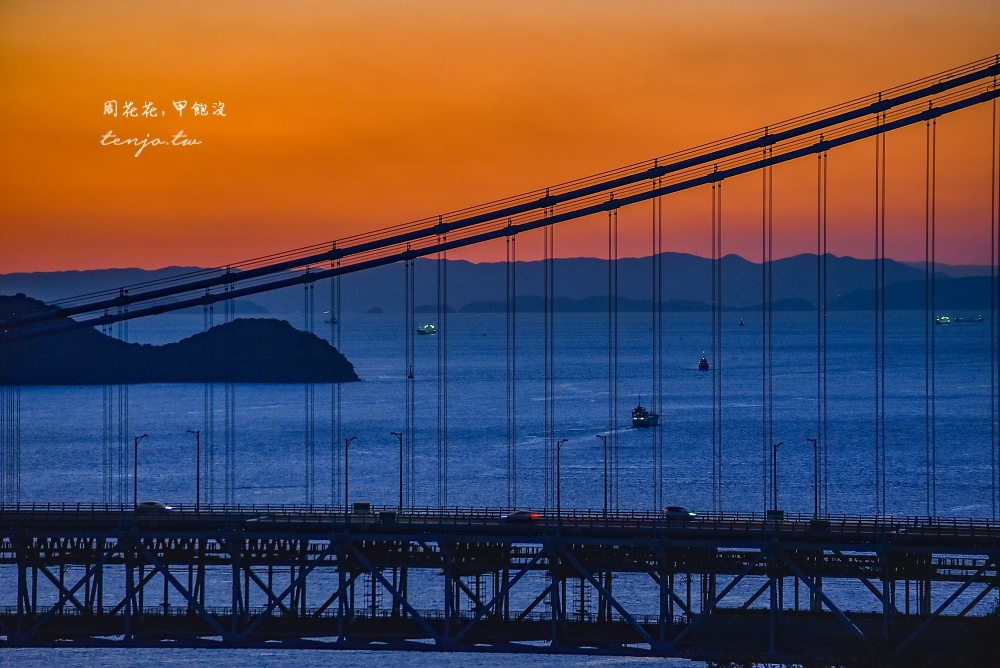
[2,309,996,666]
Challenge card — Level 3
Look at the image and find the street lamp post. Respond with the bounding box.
[806,438,819,518]
[391,431,403,512]
[771,441,783,513]
[133,434,149,509]
[556,439,568,524]
[187,430,201,511]
[596,435,608,516]
[344,436,357,516]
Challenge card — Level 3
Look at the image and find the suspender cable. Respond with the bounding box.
[224,278,236,505]
[710,176,723,512]
[550,215,556,510]
[544,203,556,510]
[823,150,830,516]
[331,254,343,508]
[437,223,449,508]
[711,182,717,512]
[925,114,938,517]
[607,201,620,511]
[817,147,830,516]
[0,341,20,505]
[762,143,774,513]
[716,179,723,512]
[204,296,215,506]
[304,282,316,505]
[656,181,664,511]
[652,176,664,511]
[117,298,129,508]
[992,87,999,520]
[768,150,775,513]
[874,110,887,516]
[545,216,551,511]
[404,251,415,509]
[102,317,112,505]
[506,224,517,509]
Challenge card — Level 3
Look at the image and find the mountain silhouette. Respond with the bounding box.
[0,294,358,385]
[0,253,991,315]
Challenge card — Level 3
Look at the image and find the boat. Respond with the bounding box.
[417,324,437,335]
[632,399,660,428]
[953,315,984,323]
[698,354,710,371]
[935,316,951,325]
[738,319,745,326]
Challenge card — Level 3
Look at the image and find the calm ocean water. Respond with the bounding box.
[4,309,996,666]
[15,309,996,516]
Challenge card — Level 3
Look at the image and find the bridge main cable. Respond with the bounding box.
[5,58,1000,339]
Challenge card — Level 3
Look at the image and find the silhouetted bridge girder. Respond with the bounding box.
[2,506,998,664]
[2,55,999,340]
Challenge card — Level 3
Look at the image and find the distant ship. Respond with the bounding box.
[417,323,437,335]
[632,399,660,428]
[738,319,745,326]
[954,315,984,323]
[699,354,710,371]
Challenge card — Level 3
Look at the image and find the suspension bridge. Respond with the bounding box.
[1,55,999,663]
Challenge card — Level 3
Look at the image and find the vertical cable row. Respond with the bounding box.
[506,225,518,509]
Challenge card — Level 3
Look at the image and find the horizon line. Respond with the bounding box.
[1,251,991,276]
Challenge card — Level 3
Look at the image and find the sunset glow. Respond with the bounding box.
[2,1,999,272]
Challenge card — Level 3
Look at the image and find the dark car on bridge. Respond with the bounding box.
[662,506,696,520]
[135,501,173,514]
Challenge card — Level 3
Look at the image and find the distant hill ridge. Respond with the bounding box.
[0,295,358,385]
[0,254,992,314]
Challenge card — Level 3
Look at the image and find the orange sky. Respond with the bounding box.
[1,0,998,272]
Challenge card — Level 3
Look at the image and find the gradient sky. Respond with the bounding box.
[1,0,998,272]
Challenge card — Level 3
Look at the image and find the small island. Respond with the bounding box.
[0,294,359,385]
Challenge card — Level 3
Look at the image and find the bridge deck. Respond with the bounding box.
[2,506,998,664]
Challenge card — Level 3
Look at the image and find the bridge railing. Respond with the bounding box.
[1,503,999,538]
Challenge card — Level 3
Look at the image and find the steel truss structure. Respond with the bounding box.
[1,507,998,665]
